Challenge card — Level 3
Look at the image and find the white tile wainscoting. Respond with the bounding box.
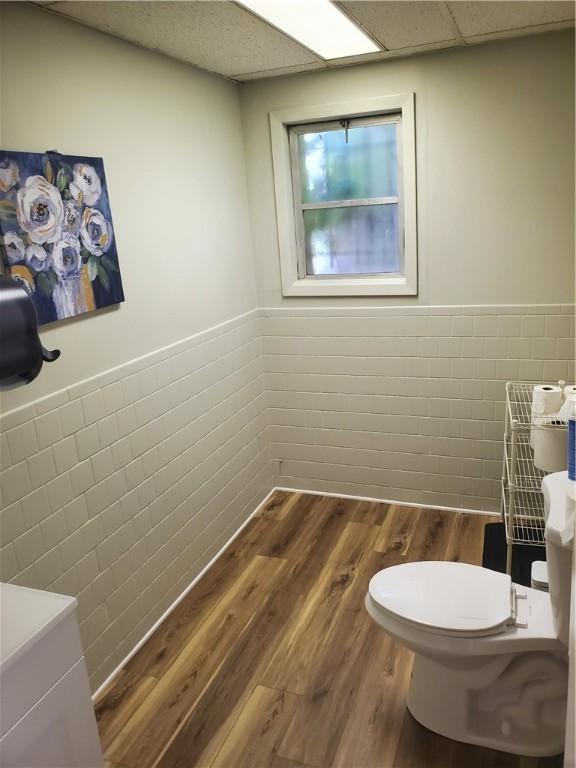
[0,304,574,689]
[263,305,574,513]
[0,312,271,690]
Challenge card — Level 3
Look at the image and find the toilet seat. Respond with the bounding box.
[369,561,513,638]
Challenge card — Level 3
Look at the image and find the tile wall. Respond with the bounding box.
[1,303,573,689]
[263,304,575,512]
[0,313,271,690]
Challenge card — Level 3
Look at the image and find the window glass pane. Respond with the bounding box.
[297,121,398,204]
[303,204,400,276]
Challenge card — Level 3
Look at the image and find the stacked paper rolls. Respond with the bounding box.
[560,386,576,420]
[531,384,563,417]
[531,385,563,448]
[530,384,570,472]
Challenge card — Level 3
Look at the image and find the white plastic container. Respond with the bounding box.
[0,583,103,768]
[533,419,567,473]
[531,560,549,592]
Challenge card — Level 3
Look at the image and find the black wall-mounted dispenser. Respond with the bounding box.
[0,275,60,388]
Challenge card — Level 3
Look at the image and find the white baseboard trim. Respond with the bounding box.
[91,483,498,700]
[274,485,500,518]
[91,484,277,701]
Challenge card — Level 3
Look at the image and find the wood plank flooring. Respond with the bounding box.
[95,492,562,768]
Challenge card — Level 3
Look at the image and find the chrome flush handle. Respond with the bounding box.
[510,586,528,628]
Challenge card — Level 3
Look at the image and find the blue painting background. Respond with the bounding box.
[0,150,124,325]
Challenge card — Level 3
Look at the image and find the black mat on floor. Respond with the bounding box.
[482,522,545,588]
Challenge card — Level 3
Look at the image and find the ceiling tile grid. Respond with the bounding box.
[39,0,575,81]
[340,1,462,49]
[447,0,575,38]
[44,0,320,77]
[323,38,462,71]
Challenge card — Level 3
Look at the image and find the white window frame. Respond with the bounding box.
[269,94,417,297]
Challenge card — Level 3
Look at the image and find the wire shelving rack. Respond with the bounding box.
[501,382,569,574]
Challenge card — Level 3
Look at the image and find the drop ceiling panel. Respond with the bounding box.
[39,0,575,81]
[46,1,320,77]
[448,0,575,38]
[236,61,328,81]
[326,38,462,68]
[341,1,460,49]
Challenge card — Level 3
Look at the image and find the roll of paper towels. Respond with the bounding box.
[533,419,567,473]
[559,393,576,420]
[531,384,563,416]
[531,385,563,448]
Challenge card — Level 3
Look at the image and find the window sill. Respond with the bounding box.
[282,274,417,297]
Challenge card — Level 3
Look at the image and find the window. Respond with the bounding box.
[270,94,417,296]
[291,115,402,278]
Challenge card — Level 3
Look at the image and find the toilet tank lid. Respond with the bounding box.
[542,472,575,549]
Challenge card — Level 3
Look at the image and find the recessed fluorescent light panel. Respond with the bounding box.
[238,0,380,60]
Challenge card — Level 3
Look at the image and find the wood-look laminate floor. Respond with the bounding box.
[95,492,562,768]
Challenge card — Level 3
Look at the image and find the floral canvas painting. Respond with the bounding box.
[0,150,124,325]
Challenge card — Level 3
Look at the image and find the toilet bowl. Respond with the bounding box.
[365,472,574,757]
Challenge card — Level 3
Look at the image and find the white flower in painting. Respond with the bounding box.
[16,175,64,244]
[70,164,101,206]
[25,244,50,273]
[52,234,81,280]
[3,231,26,265]
[0,159,20,192]
[63,200,82,234]
[80,207,113,256]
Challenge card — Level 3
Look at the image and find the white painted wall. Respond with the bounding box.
[240,30,575,308]
[0,4,270,690]
[241,30,574,509]
[0,3,258,410]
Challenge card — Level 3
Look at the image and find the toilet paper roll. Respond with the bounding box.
[559,393,576,420]
[531,384,563,416]
[531,385,563,447]
[533,419,568,473]
[564,385,576,398]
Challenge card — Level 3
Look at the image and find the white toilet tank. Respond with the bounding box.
[542,471,575,647]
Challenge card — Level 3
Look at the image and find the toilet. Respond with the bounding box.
[365,472,574,757]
